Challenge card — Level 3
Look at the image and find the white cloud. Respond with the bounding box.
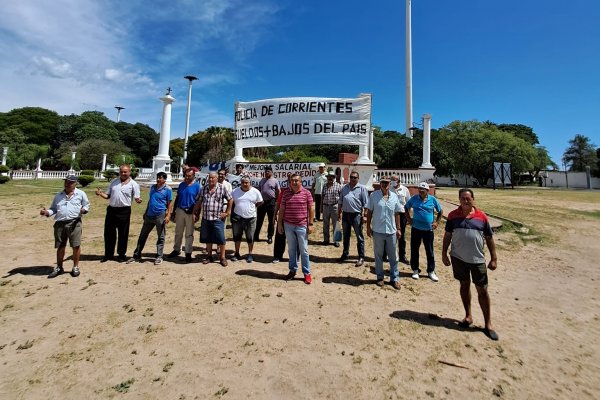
[32,56,73,79]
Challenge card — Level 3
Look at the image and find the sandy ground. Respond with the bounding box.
[0,185,598,399]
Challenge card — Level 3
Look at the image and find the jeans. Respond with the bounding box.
[133,213,166,258]
[410,227,436,273]
[284,222,310,275]
[322,203,339,243]
[373,231,399,282]
[342,212,365,258]
[398,212,407,259]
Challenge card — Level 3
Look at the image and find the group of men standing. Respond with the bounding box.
[41,163,499,340]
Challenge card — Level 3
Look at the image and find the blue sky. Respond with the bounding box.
[1,0,598,167]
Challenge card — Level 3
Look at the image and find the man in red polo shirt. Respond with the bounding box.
[277,173,315,284]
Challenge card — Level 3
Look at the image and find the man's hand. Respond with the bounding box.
[80,207,88,215]
[442,253,451,266]
[219,212,228,220]
[308,225,314,234]
[488,259,497,271]
[95,187,102,196]
[135,198,143,204]
[40,207,48,217]
[366,226,372,238]
[432,221,439,230]
[164,215,170,224]
[193,214,199,223]
[277,223,284,235]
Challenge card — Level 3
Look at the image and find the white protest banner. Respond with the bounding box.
[198,162,320,190]
[234,96,371,149]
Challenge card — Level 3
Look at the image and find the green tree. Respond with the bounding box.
[0,127,50,169]
[493,123,539,145]
[186,126,235,166]
[115,122,159,166]
[75,139,130,170]
[0,107,61,145]
[562,134,598,173]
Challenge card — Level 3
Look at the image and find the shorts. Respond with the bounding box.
[451,256,488,287]
[200,218,226,245]
[54,219,82,248]
[231,217,256,243]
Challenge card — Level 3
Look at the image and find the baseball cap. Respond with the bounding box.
[64,174,78,182]
[379,176,390,183]
[327,171,336,176]
[318,163,325,167]
[418,182,429,190]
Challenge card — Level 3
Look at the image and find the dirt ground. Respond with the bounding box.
[0,182,598,399]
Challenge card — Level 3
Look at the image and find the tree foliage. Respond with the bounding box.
[563,134,598,175]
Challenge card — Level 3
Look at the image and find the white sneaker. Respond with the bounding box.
[428,271,439,282]
[411,270,419,280]
[154,257,163,265]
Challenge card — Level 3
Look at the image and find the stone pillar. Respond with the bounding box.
[420,114,432,168]
[69,152,77,173]
[35,158,43,179]
[101,154,107,172]
[152,90,175,182]
[1,147,7,166]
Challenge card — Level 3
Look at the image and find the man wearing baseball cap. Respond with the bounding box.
[40,175,90,278]
[404,182,443,281]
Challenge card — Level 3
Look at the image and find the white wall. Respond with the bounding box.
[545,171,599,189]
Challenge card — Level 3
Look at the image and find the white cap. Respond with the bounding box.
[418,182,429,190]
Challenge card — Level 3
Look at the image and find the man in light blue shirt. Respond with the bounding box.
[338,171,369,267]
[366,176,403,289]
[40,175,90,278]
[405,182,443,281]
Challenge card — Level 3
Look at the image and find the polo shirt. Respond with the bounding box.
[446,207,493,264]
[281,187,313,226]
[107,178,141,207]
[405,194,442,231]
[339,183,369,213]
[48,188,90,221]
[146,184,173,217]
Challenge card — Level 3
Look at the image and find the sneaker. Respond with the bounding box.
[71,266,80,277]
[230,253,241,262]
[246,255,254,263]
[185,253,192,263]
[376,279,384,287]
[304,274,312,284]
[354,258,364,268]
[411,270,420,280]
[126,257,141,264]
[428,271,439,282]
[272,258,280,264]
[154,257,163,265]
[283,271,296,281]
[166,250,180,258]
[48,266,64,279]
[267,237,273,244]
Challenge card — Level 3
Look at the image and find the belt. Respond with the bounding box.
[323,203,338,206]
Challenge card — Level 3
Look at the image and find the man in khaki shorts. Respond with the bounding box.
[442,188,499,340]
[40,175,90,278]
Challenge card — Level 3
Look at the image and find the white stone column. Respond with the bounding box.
[152,91,175,182]
[420,114,432,168]
[231,101,248,163]
[69,152,77,172]
[1,147,7,166]
[405,0,414,138]
[101,154,107,172]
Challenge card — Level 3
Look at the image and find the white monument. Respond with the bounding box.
[69,152,77,173]
[1,147,7,166]
[151,88,175,182]
[418,113,435,181]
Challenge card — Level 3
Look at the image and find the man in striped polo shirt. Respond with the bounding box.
[442,188,499,341]
[277,173,315,284]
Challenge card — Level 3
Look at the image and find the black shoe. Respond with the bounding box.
[71,266,80,277]
[334,242,340,248]
[185,253,192,263]
[100,257,113,263]
[267,237,273,244]
[322,241,330,246]
[399,257,410,265]
[283,271,296,281]
[48,266,64,278]
[167,250,180,258]
[339,254,349,262]
[230,253,242,261]
[355,258,364,267]
[117,255,128,262]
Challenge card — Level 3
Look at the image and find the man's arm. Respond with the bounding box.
[307,202,315,234]
[277,201,286,234]
[366,209,373,238]
[221,198,233,220]
[485,235,498,270]
[80,191,91,214]
[442,231,452,266]
[395,212,401,237]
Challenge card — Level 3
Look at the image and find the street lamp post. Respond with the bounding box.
[115,105,125,122]
[183,75,198,168]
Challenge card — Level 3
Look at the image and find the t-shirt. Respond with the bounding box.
[176,181,201,209]
[405,194,442,231]
[259,177,280,201]
[281,187,313,227]
[313,171,327,195]
[147,184,173,217]
[445,207,493,264]
[232,187,263,219]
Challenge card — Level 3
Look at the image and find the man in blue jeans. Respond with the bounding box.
[405,182,443,281]
[338,171,369,267]
[127,172,173,265]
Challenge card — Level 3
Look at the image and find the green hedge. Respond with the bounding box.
[102,170,118,181]
[0,165,9,174]
[0,176,10,184]
[80,170,96,176]
[77,175,95,187]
